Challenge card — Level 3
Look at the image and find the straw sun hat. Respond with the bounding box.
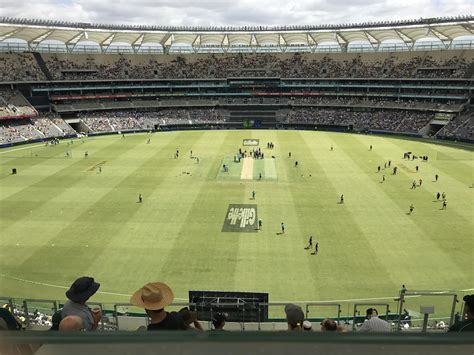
[130,282,174,310]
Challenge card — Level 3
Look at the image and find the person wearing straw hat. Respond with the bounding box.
[130,282,187,330]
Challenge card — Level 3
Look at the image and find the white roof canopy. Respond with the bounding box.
[0,16,472,50]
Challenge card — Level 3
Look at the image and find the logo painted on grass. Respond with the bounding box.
[222,204,258,233]
[243,139,259,146]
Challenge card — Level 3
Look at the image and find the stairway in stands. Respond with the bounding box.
[228,109,277,123]
[226,101,287,124]
[32,52,53,80]
[464,62,474,78]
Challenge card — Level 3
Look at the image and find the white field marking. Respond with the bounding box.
[240,157,254,180]
[0,273,188,300]
[0,143,45,155]
[2,273,472,302]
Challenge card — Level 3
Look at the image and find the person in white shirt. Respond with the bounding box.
[359,308,391,332]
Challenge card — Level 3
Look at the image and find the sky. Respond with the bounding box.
[0,0,472,27]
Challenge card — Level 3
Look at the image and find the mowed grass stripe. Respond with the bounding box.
[0,143,74,180]
[145,131,244,299]
[376,136,474,223]
[227,130,308,298]
[0,138,115,196]
[0,137,132,233]
[336,134,471,285]
[294,131,400,300]
[353,133,472,187]
[0,130,472,307]
[81,131,212,297]
[0,132,189,292]
[60,132,205,278]
[329,133,458,288]
[256,130,321,301]
[1,135,159,248]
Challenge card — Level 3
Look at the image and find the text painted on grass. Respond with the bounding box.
[222,204,258,233]
[242,139,259,146]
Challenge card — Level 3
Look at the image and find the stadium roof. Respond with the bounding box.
[0,16,473,53]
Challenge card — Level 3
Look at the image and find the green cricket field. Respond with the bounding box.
[0,130,472,318]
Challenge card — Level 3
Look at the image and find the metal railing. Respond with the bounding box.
[2,290,469,332]
[395,290,459,332]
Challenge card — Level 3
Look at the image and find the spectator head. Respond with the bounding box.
[321,318,337,331]
[212,312,228,330]
[302,320,313,331]
[130,282,174,316]
[59,316,84,331]
[463,295,474,319]
[178,307,199,328]
[66,277,100,304]
[284,304,305,331]
[366,308,378,319]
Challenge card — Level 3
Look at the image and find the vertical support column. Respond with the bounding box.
[449,294,458,326]
[422,313,429,333]
[396,290,405,333]
[22,300,30,327]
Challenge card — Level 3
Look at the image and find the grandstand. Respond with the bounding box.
[0,13,473,355]
[0,15,472,143]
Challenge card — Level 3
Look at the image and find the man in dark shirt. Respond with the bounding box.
[449,295,474,332]
[130,282,187,330]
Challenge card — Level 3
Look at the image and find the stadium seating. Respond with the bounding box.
[0,51,472,81]
[435,110,473,140]
[0,53,46,82]
[0,88,37,119]
[0,49,472,143]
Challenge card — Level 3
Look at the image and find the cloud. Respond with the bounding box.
[0,0,472,26]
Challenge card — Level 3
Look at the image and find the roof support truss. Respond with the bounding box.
[394,29,413,49]
[66,31,86,52]
[363,30,379,50]
[132,34,144,53]
[30,29,54,44]
[0,27,23,41]
[100,33,116,52]
[429,27,451,49]
[335,32,348,51]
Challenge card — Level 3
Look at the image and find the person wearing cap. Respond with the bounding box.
[449,295,474,332]
[130,282,187,330]
[285,304,305,331]
[359,308,391,332]
[211,312,228,331]
[302,320,312,331]
[62,276,101,331]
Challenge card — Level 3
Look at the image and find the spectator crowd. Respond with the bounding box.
[78,108,226,132]
[286,108,434,133]
[0,52,471,81]
[1,107,472,143]
[2,277,473,334]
